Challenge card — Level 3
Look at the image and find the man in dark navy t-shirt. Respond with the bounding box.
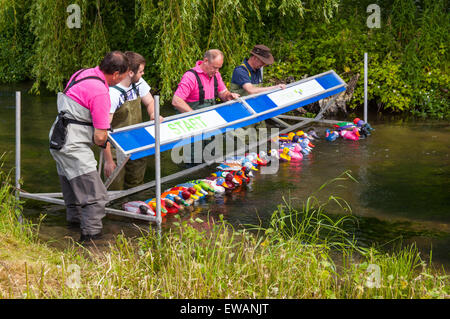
[230,44,285,97]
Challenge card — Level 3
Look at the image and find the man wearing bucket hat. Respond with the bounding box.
[230,45,286,149]
[230,44,285,97]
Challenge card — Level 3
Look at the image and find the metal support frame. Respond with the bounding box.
[154,95,162,227]
[15,69,348,223]
[364,52,368,124]
[15,92,21,199]
[104,154,131,189]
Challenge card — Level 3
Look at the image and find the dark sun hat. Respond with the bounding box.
[250,44,274,65]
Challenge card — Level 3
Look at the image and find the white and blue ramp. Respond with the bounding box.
[108,70,346,163]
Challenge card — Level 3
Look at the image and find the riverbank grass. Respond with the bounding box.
[0,167,448,298]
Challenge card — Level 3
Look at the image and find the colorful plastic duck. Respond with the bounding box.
[123,201,161,216]
[296,131,315,148]
[199,178,226,194]
[270,149,280,160]
[168,186,201,201]
[307,128,320,139]
[162,192,190,207]
[353,117,374,137]
[162,189,194,206]
[246,152,268,166]
[288,149,302,161]
[188,180,216,194]
[333,122,356,131]
[176,183,208,197]
[206,172,236,189]
[223,172,239,189]
[230,171,244,186]
[217,162,243,171]
[283,143,303,161]
[223,156,258,171]
[279,147,291,162]
[278,132,296,142]
[340,127,360,141]
[353,118,374,131]
[297,139,312,155]
[325,129,339,142]
[145,198,179,214]
[258,151,272,164]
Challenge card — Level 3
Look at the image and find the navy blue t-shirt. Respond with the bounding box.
[231,58,263,87]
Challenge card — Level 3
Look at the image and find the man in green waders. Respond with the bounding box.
[103,51,163,190]
[230,45,286,149]
[172,49,240,166]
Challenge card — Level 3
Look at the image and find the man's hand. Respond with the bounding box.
[93,128,108,147]
[230,92,240,100]
[172,95,194,113]
[103,158,117,178]
[219,90,240,102]
[150,114,164,123]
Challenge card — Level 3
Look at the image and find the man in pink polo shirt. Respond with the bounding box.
[172,49,239,112]
[49,51,129,243]
[171,49,239,167]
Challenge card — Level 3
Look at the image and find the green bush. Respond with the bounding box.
[263,0,449,119]
[0,0,448,118]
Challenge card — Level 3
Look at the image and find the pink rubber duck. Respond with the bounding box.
[340,127,360,141]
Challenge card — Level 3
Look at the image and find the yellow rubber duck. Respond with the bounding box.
[279,147,291,161]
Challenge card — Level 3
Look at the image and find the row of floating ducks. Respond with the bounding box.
[325,117,375,142]
[123,117,374,217]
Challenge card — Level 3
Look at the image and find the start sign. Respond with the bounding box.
[145,110,227,143]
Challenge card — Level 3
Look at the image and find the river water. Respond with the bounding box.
[1,82,449,269]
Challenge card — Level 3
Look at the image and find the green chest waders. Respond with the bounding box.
[230,81,266,151]
[108,87,148,190]
[181,70,219,165]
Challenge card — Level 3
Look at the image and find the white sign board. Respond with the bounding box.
[146,110,227,143]
[268,79,325,106]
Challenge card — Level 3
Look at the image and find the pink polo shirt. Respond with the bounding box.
[64,66,111,129]
[174,61,227,103]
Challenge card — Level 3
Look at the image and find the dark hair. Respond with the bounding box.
[99,51,129,75]
[124,51,146,74]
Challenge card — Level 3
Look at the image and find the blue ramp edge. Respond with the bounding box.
[109,70,346,160]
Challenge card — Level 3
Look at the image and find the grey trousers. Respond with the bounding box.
[59,171,107,235]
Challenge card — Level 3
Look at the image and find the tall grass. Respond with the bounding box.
[261,171,359,250]
[0,153,37,242]
[0,165,448,299]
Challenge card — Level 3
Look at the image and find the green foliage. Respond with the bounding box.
[134,0,333,101]
[27,0,113,93]
[0,0,34,82]
[263,0,449,119]
[0,0,447,118]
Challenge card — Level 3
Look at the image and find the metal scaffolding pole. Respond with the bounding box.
[15,91,21,197]
[364,52,368,123]
[154,95,162,228]
[15,91,23,224]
